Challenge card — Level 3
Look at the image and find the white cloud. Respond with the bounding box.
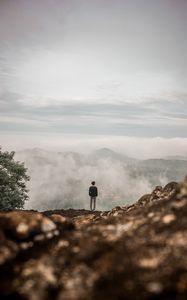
[0,0,186,140]
[8,48,186,107]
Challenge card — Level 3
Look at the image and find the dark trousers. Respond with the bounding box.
[90,197,96,211]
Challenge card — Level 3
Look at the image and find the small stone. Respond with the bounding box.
[16,223,29,236]
[172,199,187,209]
[147,282,163,293]
[54,230,59,236]
[34,234,45,242]
[41,219,56,233]
[51,214,67,224]
[180,187,187,196]
[139,257,160,269]
[20,242,30,250]
[58,240,69,248]
[106,225,115,231]
[72,246,80,253]
[0,247,13,265]
[148,212,154,218]
[20,242,33,250]
[117,222,133,233]
[162,214,176,224]
[113,212,119,217]
[153,215,161,222]
[46,232,54,239]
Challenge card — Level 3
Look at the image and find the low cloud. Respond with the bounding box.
[1,134,187,160]
[14,148,187,211]
[13,149,156,211]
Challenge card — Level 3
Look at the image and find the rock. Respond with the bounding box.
[146,282,163,294]
[136,194,151,206]
[0,211,57,240]
[162,214,176,224]
[0,179,187,299]
[138,257,161,269]
[171,199,187,209]
[163,181,178,193]
[0,211,60,267]
[50,214,75,232]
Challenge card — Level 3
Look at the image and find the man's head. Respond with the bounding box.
[91,181,95,185]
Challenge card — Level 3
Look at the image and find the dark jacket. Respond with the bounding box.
[89,186,98,197]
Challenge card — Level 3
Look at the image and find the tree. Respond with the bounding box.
[0,148,30,210]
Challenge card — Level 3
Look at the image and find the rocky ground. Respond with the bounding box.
[0,180,187,300]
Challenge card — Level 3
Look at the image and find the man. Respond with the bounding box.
[89,181,98,211]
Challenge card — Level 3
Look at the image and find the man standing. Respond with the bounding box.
[89,181,98,211]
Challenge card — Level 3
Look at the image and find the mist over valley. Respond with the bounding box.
[15,148,187,211]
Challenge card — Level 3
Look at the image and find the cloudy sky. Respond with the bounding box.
[0,0,187,157]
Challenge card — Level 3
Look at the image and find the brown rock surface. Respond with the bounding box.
[0,180,187,300]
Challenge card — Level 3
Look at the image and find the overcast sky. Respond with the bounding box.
[0,0,187,157]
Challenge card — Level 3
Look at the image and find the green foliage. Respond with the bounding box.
[0,148,30,210]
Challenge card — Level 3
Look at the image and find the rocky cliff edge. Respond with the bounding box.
[0,179,187,300]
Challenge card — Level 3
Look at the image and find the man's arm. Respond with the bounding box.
[89,187,91,196]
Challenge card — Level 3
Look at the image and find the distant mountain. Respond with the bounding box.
[129,158,187,186]
[90,148,134,163]
[16,148,84,165]
[163,155,187,161]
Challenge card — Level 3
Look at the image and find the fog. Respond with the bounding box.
[14,148,186,211]
[2,134,187,160]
